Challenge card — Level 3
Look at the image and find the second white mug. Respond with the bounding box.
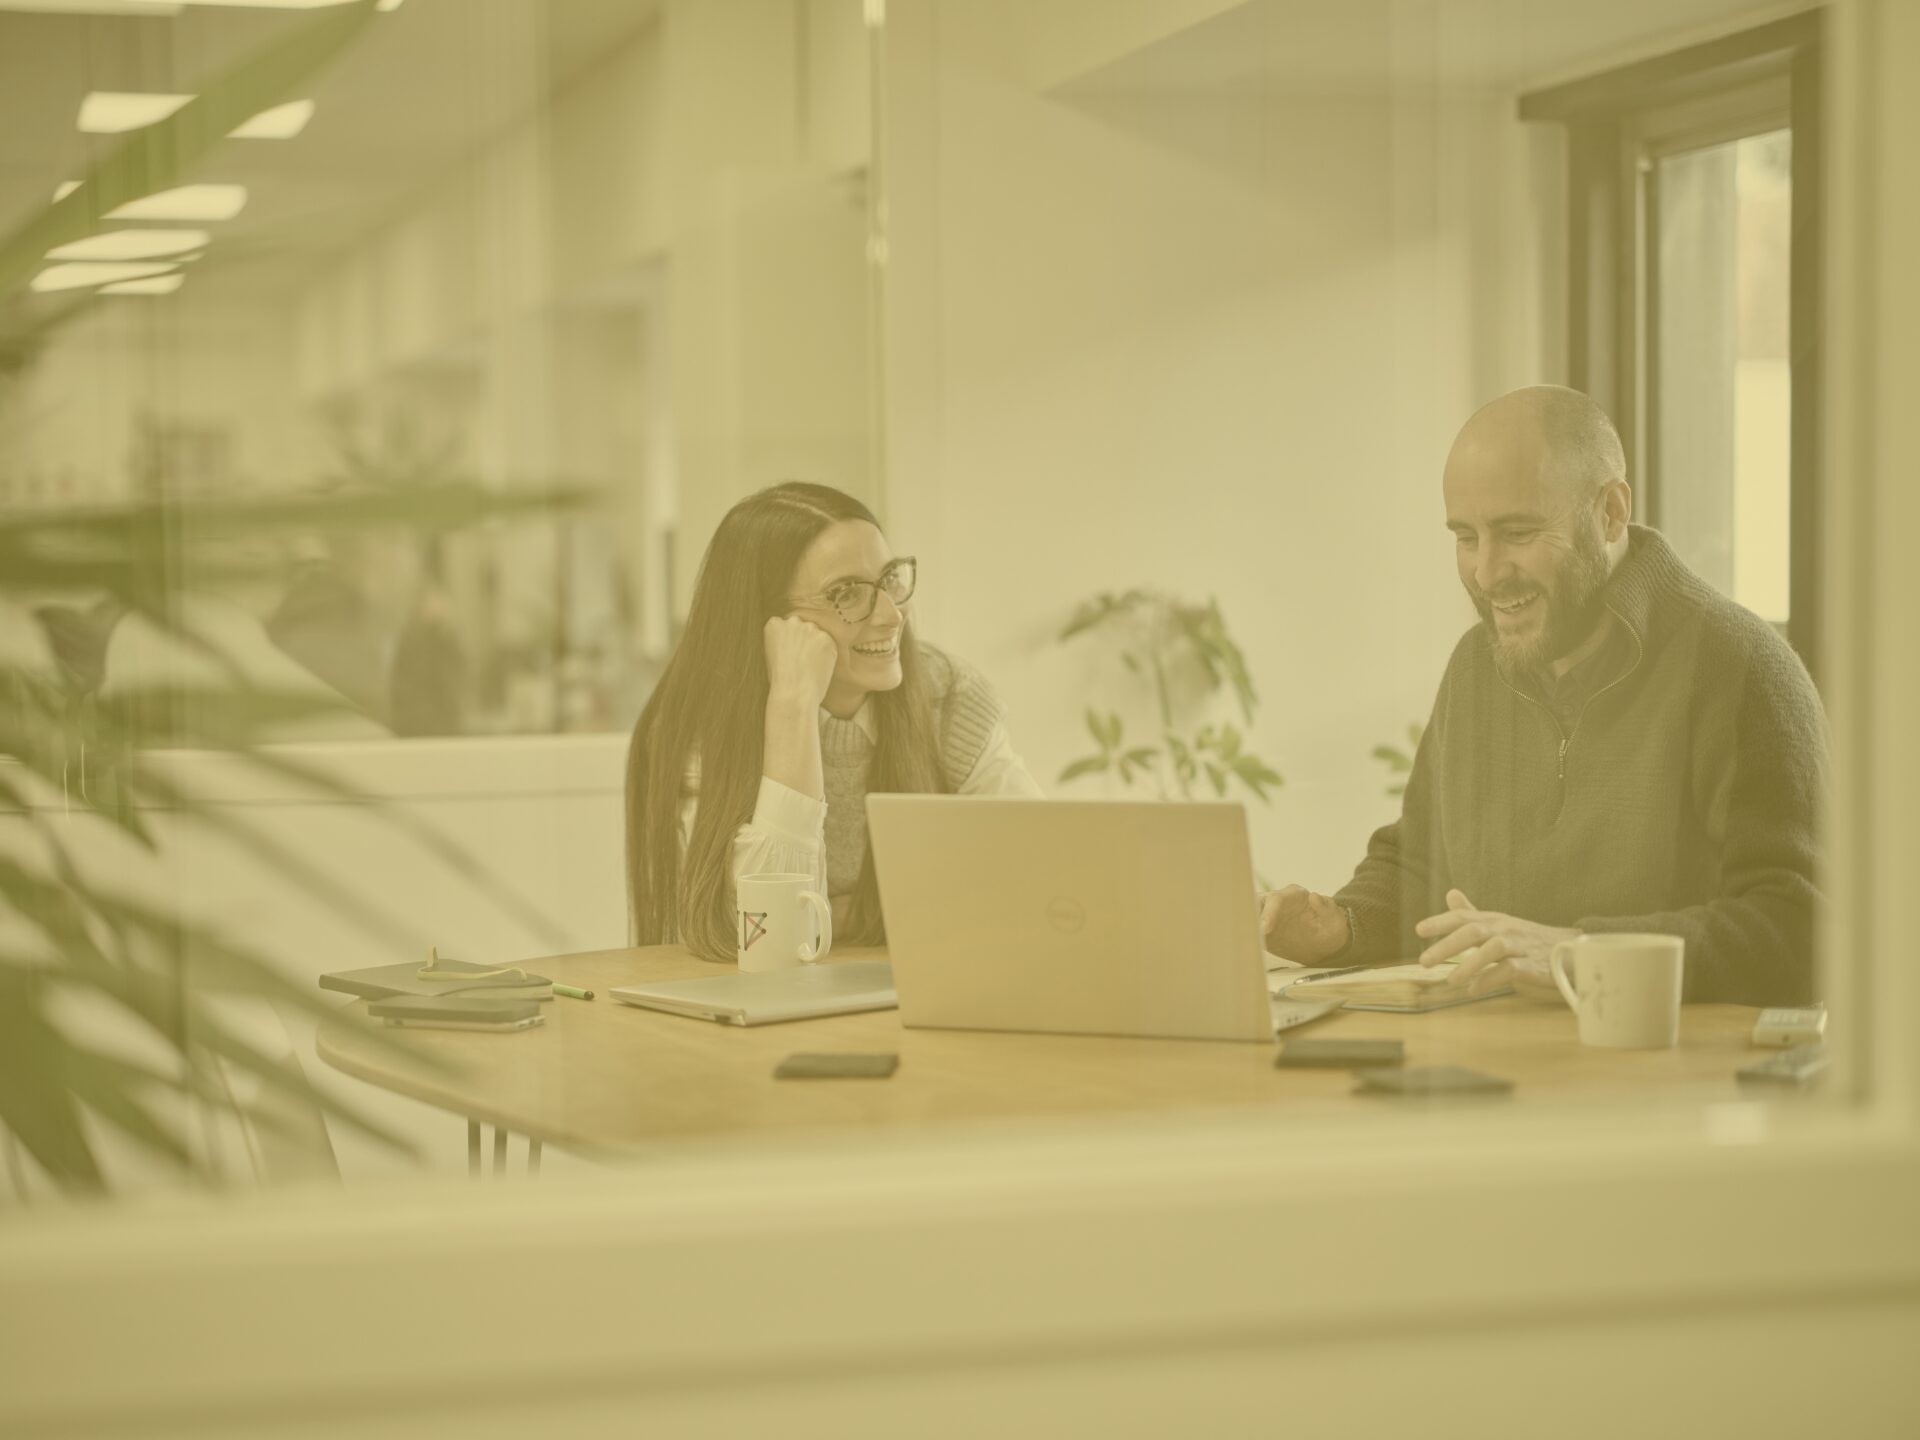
[1550,932,1685,1049]
[735,872,832,973]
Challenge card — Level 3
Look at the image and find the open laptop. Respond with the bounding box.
[865,796,1294,1043]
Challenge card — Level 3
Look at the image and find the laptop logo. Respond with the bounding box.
[741,911,769,950]
[1045,897,1087,934]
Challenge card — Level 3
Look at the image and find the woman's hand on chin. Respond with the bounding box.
[764,614,839,712]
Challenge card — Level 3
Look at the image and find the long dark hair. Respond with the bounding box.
[625,483,946,961]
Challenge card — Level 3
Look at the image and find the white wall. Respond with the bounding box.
[884,3,1558,891]
[0,295,330,509]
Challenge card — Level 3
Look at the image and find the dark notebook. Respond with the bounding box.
[320,955,553,1003]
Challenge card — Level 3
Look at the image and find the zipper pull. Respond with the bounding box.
[1557,736,1569,780]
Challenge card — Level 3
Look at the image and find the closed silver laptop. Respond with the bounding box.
[865,797,1275,1043]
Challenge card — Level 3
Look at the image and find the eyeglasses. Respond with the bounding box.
[790,557,918,624]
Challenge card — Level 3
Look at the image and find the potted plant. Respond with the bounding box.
[1054,589,1283,804]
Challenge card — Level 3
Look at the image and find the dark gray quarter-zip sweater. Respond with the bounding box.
[1335,526,1826,1006]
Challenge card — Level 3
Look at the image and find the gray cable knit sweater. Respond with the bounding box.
[1335,526,1827,1006]
[819,644,1009,899]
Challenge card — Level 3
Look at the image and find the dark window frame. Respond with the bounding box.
[1520,12,1824,682]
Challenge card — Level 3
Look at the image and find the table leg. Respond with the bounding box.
[467,1120,480,1178]
[492,1126,507,1176]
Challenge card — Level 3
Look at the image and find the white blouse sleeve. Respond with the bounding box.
[957,716,1045,798]
[678,775,830,901]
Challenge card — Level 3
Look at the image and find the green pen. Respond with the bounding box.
[552,983,594,1000]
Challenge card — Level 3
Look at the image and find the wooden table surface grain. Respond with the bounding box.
[315,946,1763,1158]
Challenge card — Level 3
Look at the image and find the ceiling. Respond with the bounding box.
[0,0,661,307]
[0,0,1807,318]
[1061,0,1812,97]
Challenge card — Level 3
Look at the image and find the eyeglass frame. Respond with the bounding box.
[786,556,918,624]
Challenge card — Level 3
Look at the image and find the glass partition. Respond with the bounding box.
[0,0,878,742]
[0,0,1847,1207]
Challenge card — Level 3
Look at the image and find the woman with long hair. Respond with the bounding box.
[626,482,1040,961]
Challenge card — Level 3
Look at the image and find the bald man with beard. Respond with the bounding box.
[1260,385,1826,1006]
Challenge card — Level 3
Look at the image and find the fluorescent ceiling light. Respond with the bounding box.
[101,273,185,295]
[107,184,248,222]
[53,181,81,203]
[47,229,210,262]
[31,261,178,293]
[77,91,193,134]
[230,99,314,139]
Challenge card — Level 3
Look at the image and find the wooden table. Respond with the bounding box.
[316,946,1763,1164]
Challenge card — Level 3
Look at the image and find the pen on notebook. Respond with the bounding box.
[1290,964,1370,984]
[552,984,594,1001]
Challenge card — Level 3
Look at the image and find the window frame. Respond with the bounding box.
[1521,12,1825,680]
[8,6,1920,1434]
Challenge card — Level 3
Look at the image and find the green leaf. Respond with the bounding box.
[56,1047,198,1177]
[189,1014,413,1155]
[134,747,570,950]
[1059,590,1146,641]
[0,973,105,1191]
[0,0,387,335]
[1168,598,1258,721]
[1058,755,1110,784]
[1235,755,1284,786]
[0,483,587,566]
[0,666,156,851]
[1231,754,1285,804]
[1122,746,1158,768]
[1204,762,1227,797]
[1165,734,1196,784]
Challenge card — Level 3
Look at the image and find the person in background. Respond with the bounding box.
[266,530,409,721]
[1260,385,1825,1007]
[388,537,467,737]
[625,481,1040,962]
[268,529,468,737]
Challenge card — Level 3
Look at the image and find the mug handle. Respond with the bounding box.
[1550,939,1582,1013]
[796,890,833,963]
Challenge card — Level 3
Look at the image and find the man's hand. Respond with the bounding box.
[762,615,840,712]
[1415,888,1578,1000]
[1257,886,1351,964]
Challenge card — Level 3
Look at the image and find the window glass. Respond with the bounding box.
[1655,128,1794,624]
[0,0,876,742]
[0,1,1843,1208]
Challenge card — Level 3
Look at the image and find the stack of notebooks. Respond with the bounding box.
[1280,960,1511,1013]
[321,955,552,1031]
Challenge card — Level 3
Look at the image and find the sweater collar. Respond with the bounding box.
[825,695,883,744]
[1599,524,1686,644]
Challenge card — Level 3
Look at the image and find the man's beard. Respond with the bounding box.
[1468,522,1612,679]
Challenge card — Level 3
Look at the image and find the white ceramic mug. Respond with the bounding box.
[735,873,832,973]
[1550,932,1685,1049]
